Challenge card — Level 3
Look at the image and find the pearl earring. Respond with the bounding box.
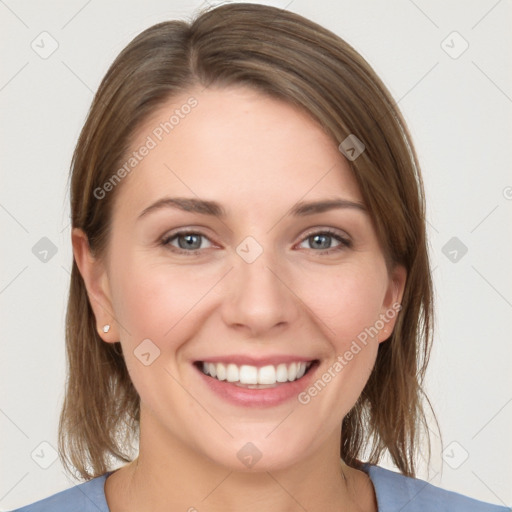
[103,324,111,333]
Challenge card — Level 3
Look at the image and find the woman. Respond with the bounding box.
[11,3,509,511]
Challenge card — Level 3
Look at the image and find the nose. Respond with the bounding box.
[220,248,301,338]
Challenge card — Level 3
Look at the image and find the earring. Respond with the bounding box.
[103,324,111,333]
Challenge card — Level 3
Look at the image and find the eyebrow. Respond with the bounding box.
[137,196,367,220]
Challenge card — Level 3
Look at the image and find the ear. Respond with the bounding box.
[377,264,407,343]
[71,227,119,343]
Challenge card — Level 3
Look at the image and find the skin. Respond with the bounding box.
[73,86,406,512]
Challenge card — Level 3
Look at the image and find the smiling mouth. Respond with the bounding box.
[194,360,319,388]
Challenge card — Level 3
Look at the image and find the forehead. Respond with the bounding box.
[113,86,362,218]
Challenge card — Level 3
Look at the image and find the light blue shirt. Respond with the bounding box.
[10,463,510,511]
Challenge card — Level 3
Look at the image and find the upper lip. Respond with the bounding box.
[195,355,318,367]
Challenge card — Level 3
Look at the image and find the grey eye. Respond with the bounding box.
[177,233,203,250]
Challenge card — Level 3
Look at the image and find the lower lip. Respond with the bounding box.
[194,362,319,408]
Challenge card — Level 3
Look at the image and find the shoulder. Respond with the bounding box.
[8,473,111,512]
[363,463,510,512]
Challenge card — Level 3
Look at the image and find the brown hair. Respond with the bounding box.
[60,2,439,480]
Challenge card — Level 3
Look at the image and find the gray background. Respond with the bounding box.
[1,0,511,509]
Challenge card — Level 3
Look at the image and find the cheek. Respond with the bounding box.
[295,261,388,344]
[109,252,219,349]
[291,265,387,418]
[107,255,213,401]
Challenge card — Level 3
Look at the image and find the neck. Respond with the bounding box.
[105,408,376,512]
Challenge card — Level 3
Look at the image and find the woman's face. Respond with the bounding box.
[78,86,405,471]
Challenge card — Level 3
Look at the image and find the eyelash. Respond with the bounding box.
[160,228,352,256]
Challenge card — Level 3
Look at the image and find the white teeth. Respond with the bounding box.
[239,365,258,384]
[200,361,312,385]
[288,362,297,381]
[296,363,306,379]
[276,364,288,382]
[258,365,276,385]
[226,363,239,382]
[216,362,226,381]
